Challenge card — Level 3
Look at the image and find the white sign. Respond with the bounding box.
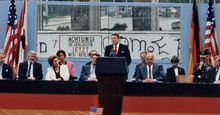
[60,35,102,57]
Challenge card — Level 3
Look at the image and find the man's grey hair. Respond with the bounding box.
[28,50,37,55]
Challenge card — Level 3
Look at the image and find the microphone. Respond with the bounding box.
[109,48,115,57]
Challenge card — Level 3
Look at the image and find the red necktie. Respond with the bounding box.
[149,65,152,79]
[114,45,118,55]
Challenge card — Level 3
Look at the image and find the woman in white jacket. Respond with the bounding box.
[45,55,69,81]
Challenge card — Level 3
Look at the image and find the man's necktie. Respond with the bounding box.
[149,65,152,79]
[27,62,32,77]
[114,45,118,55]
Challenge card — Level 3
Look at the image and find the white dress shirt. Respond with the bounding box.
[174,68,179,76]
[0,64,2,79]
[146,65,153,79]
[215,68,220,81]
[88,64,96,80]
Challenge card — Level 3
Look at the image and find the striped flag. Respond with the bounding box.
[17,0,28,64]
[187,0,202,75]
[4,0,28,77]
[4,0,19,75]
[204,0,219,66]
[90,106,103,115]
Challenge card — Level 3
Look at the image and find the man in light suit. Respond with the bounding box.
[104,33,131,66]
[136,53,164,83]
[166,56,185,82]
[0,49,13,80]
[18,51,43,80]
[79,54,100,81]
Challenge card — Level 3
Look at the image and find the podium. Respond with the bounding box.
[95,57,128,115]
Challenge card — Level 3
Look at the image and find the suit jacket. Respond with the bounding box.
[45,65,69,81]
[79,64,91,81]
[133,63,143,79]
[206,67,219,83]
[104,43,131,66]
[166,66,185,82]
[193,63,212,83]
[1,64,13,79]
[135,63,164,82]
[18,61,43,80]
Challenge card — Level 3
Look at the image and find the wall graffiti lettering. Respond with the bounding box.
[38,32,180,60]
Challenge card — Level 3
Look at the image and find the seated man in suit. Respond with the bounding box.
[104,33,131,66]
[166,56,185,82]
[0,49,13,80]
[193,50,212,83]
[79,53,100,81]
[86,50,98,65]
[132,51,148,80]
[136,53,164,83]
[18,51,43,80]
[206,56,220,83]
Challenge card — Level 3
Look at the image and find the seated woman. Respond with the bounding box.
[45,55,69,81]
[166,56,185,82]
[56,50,75,80]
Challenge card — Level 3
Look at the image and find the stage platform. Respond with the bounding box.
[0,80,220,114]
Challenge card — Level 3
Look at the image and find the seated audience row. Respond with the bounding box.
[132,51,186,83]
[1,48,220,83]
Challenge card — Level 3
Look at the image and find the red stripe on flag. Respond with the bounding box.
[204,0,219,65]
[187,0,202,75]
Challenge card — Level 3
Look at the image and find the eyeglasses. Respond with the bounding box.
[201,57,207,59]
[146,58,153,60]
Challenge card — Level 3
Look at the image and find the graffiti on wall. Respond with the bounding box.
[38,32,180,60]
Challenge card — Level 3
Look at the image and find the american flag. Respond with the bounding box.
[4,0,19,72]
[204,0,219,66]
[90,107,103,115]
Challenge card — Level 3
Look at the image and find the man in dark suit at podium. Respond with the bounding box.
[18,51,43,80]
[104,33,131,66]
[0,49,13,80]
